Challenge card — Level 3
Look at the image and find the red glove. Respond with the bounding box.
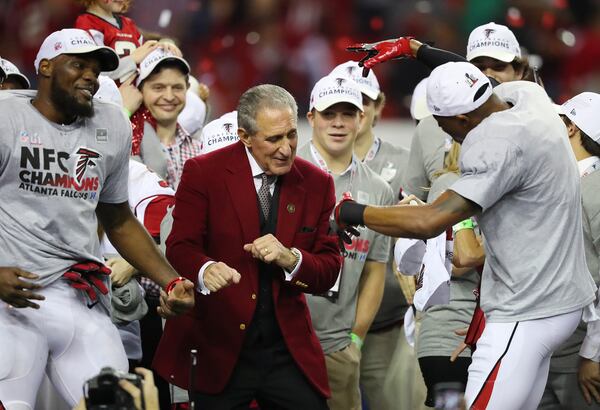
[331,192,362,255]
[63,261,112,306]
[347,37,414,76]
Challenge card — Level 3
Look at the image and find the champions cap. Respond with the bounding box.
[412,233,451,312]
[467,22,521,63]
[394,238,427,276]
[562,92,600,143]
[199,111,239,155]
[309,75,364,112]
[34,28,119,73]
[0,58,30,88]
[330,60,380,100]
[136,48,190,87]
[426,61,493,117]
[94,75,123,106]
[410,77,431,120]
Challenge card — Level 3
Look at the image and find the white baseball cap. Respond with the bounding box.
[0,58,30,88]
[330,60,380,100]
[562,92,600,143]
[412,232,451,312]
[309,75,364,112]
[199,111,239,155]
[410,77,431,120]
[94,75,123,106]
[34,28,119,73]
[426,61,493,117]
[467,22,521,63]
[136,48,190,87]
[394,238,427,276]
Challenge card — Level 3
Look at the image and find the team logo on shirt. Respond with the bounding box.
[74,147,101,185]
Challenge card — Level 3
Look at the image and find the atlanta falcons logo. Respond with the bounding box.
[346,66,356,76]
[74,147,101,184]
[484,28,495,39]
[223,123,233,132]
[335,78,346,87]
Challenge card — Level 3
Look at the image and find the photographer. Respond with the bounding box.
[74,368,159,410]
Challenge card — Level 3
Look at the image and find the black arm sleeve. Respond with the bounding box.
[416,44,467,70]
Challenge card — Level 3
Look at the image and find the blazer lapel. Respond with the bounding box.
[276,162,306,248]
[225,143,261,245]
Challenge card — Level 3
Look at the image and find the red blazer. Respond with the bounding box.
[153,142,341,397]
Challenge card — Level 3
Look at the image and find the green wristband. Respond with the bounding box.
[123,108,132,118]
[453,218,474,233]
[350,332,363,350]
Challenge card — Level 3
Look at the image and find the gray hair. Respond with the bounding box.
[237,84,298,135]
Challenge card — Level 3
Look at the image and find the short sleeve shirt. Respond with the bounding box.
[298,143,394,354]
[450,81,596,322]
[0,91,131,286]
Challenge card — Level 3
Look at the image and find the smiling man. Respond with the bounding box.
[154,84,342,409]
[297,75,394,410]
[0,28,194,408]
[128,48,201,188]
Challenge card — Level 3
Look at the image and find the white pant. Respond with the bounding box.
[466,309,581,410]
[0,279,127,409]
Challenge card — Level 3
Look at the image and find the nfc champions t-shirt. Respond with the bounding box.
[298,143,394,354]
[450,81,596,322]
[0,90,131,286]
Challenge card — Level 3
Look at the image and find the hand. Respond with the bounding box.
[157,279,195,318]
[197,82,210,102]
[131,40,160,64]
[106,257,137,288]
[395,269,416,305]
[579,358,600,404]
[158,40,182,57]
[450,327,469,362]
[0,267,44,309]
[398,194,425,206]
[119,75,143,114]
[347,37,414,75]
[202,262,241,293]
[243,234,297,270]
[118,367,160,410]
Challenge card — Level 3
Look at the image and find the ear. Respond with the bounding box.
[37,59,52,78]
[455,113,471,128]
[238,128,252,148]
[306,110,315,127]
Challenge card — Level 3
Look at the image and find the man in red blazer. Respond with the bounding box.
[154,84,342,409]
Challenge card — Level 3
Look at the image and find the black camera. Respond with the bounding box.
[84,367,144,410]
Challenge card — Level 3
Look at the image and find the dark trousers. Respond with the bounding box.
[418,356,470,407]
[193,344,328,410]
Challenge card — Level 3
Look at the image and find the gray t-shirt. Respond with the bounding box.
[402,115,451,201]
[364,137,411,330]
[551,166,600,372]
[418,172,478,358]
[450,81,596,322]
[298,143,394,354]
[0,90,131,287]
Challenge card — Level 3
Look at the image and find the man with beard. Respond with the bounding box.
[0,28,194,408]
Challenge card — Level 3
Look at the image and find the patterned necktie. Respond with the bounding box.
[258,173,276,220]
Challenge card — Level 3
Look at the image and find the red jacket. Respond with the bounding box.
[153,142,341,397]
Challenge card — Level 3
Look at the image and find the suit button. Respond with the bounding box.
[240,323,246,330]
[251,294,257,300]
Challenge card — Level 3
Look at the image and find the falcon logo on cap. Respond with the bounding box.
[335,78,346,87]
[465,73,479,88]
[484,28,495,39]
[570,108,577,116]
[223,123,233,132]
[74,147,101,185]
[346,66,356,75]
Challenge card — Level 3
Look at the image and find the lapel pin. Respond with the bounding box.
[287,203,296,213]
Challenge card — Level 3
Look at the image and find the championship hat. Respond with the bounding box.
[562,92,600,143]
[34,28,119,73]
[199,111,239,155]
[394,238,427,276]
[467,22,521,63]
[426,61,492,117]
[0,58,30,88]
[410,77,431,120]
[412,233,451,312]
[136,47,190,87]
[309,75,363,112]
[330,60,380,100]
[94,75,123,106]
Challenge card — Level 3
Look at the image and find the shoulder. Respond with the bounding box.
[75,13,101,28]
[119,15,140,32]
[582,171,600,215]
[293,156,331,184]
[357,162,394,199]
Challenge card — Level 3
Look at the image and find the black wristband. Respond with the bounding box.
[416,44,467,70]
[340,201,366,226]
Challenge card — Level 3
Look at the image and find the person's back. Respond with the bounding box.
[451,81,595,321]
